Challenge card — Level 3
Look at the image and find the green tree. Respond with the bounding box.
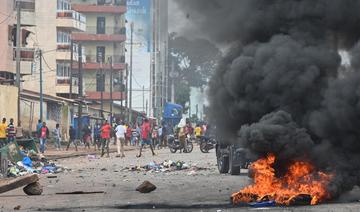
[169,33,221,112]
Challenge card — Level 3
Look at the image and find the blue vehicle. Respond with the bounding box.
[162,102,183,129]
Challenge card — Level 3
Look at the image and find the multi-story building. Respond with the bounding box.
[150,0,169,119]
[71,0,127,118]
[23,0,86,99]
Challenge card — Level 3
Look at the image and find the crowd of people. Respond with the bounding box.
[0,118,21,148]
[0,116,210,158]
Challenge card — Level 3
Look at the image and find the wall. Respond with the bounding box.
[0,85,18,123]
[0,0,16,74]
[22,0,58,96]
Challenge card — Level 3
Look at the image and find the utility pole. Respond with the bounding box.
[100,54,104,119]
[146,99,148,116]
[142,85,145,113]
[39,50,43,121]
[16,0,21,126]
[129,22,134,123]
[125,64,128,121]
[77,43,83,139]
[69,40,73,99]
[109,56,113,124]
[120,67,124,120]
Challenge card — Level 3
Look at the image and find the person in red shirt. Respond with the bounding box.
[137,118,156,158]
[100,120,112,157]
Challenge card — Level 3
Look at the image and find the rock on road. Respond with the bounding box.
[1,146,360,211]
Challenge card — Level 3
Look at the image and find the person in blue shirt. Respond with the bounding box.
[36,120,42,138]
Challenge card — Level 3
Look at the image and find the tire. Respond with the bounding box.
[217,148,229,174]
[169,147,177,153]
[200,142,209,153]
[185,142,193,153]
[229,147,241,175]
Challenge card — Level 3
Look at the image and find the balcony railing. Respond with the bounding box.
[85,55,125,64]
[57,10,86,23]
[13,48,35,62]
[14,0,35,11]
[57,76,79,86]
[85,26,126,35]
[97,0,126,6]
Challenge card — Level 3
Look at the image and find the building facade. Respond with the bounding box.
[71,0,127,118]
[150,0,168,119]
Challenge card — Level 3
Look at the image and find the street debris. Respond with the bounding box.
[14,205,21,210]
[136,181,156,193]
[6,152,69,178]
[56,191,105,195]
[0,174,40,195]
[123,160,210,175]
[23,182,43,195]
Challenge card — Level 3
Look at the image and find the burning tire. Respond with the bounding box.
[229,147,241,175]
[217,148,229,174]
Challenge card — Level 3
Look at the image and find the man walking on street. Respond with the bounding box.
[93,122,101,151]
[115,121,126,158]
[36,120,42,138]
[67,126,77,151]
[0,118,7,147]
[101,120,111,157]
[137,118,156,158]
[39,122,49,154]
[6,118,16,144]
[53,124,62,150]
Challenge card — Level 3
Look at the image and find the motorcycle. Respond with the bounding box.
[167,134,194,153]
[200,136,216,153]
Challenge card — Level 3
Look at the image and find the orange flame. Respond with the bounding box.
[232,153,333,205]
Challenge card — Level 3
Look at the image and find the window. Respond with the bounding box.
[57,30,70,44]
[96,73,105,92]
[56,62,70,77]
[97,17,106,34]
[97,0,106,5]
[96,46,105,63]
[57,0,71,10]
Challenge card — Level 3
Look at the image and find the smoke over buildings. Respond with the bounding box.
[175,0,360,198]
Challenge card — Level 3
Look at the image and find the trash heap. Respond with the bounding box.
[123,160,210,175]
[6,148,68,177]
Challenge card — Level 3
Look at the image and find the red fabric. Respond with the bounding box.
[40,127,47,139]
[141,122,151,139]
[101,124,111,139]
[126,127,132,138]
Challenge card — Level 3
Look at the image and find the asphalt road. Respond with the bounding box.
[1,145,360,211]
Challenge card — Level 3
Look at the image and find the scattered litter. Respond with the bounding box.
[6,149,69,178]
[123,160,210,175]
[136,181,156,193]
[87,154,99,160]
[100,168,107,171]
[47,175,58,179]
[14,205,21,210]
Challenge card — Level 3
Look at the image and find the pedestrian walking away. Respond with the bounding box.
[115,121,126,158]
[137,118,156,158]
[93,122,101,151]
[6,118,16,144]
[67,126,78,151]
[100,120,112,157]
[38,122,49,154]
[0,118,7,148]
[82,125,91,149]
[53,123,62,150]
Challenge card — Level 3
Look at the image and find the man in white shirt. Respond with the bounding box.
[115,121,126,158]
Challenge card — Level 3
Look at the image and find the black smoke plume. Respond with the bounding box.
[175,0,360,198]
